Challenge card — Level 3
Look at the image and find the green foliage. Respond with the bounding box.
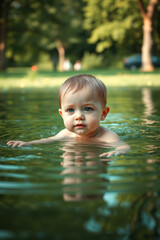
[82,52,103,70]
[83,0,160,57]
[153,2,160,55]
[83,0,142,53]
[1,0,160,69]
[6,0,85,67]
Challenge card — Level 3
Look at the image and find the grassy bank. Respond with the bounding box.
[0,68,160,90]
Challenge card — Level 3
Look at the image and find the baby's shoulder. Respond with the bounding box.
[56,128,75,139]
[100,127,120,142]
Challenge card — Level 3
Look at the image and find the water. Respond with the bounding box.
[0,87,160,240]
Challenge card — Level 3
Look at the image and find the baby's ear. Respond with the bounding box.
[59,109,63,117]
[101,107,110,121]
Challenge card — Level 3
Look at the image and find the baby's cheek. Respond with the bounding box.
[90,114,100,122]
[64,119,72,130]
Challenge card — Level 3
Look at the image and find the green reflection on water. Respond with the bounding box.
[0,87,160,239]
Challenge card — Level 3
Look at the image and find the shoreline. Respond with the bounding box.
[0,72,160,90]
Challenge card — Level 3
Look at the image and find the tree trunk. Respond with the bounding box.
[56,40,65,72]
[142,17,154,71]
[0,1,8,71]
[138,0,158,72]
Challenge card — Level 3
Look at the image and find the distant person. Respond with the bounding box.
[51,55,58,71]
[7,74,130,157]
[74,60,82,71]
[63,59,72,71]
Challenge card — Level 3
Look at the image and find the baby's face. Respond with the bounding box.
[59,86,107,138]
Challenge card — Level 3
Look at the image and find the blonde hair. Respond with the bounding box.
[59,74,107,107]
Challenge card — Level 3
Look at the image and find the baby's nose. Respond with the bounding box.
[75,110,84,120]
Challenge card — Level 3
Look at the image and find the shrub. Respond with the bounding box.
[82,52,103,70]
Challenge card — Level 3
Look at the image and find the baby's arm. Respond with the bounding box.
[99,129,130,157]
[7,129,68,147]
[99,141,130,157]
[7,138,56,147]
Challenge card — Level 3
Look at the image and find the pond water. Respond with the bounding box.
[0,87,160,240]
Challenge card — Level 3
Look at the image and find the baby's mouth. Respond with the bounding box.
[75,124,86,128]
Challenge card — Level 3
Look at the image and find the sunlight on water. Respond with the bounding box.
[0,87,160,239]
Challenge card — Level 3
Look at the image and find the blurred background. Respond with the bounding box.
[1,3,160,238]
[0,0,160,72]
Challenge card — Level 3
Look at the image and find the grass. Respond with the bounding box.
[0,68,160,90]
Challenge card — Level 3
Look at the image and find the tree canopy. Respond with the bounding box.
[0,0,159,71]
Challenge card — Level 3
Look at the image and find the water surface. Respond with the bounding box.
[0,87,160,239]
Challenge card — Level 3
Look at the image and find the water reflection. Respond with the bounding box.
[1,88,160,239]
[129,192,160,238]
[141,88,159,158]
[60,141,110,201]
[142,88,155,125]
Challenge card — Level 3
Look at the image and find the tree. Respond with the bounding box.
[83,0,159,69]
[83,0,139,53]
[50,0,85,71]
[0,0,10,71]
[138,0,159,72]
[4,0,85,71]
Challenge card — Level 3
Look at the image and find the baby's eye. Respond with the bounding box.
[67,108,74,113]
[84,107,93,112]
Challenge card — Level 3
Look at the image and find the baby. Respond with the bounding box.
[7,74,130,157]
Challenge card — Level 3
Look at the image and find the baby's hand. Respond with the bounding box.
[99,150,118,158]
[7,141,30,148]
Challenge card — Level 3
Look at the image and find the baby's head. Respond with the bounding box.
[59,74,107,108]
